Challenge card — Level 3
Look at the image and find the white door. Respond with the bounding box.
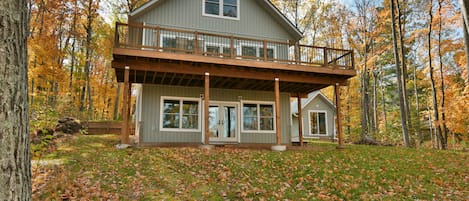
[209,103,239,143]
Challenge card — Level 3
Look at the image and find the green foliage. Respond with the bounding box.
[33,135,469,200]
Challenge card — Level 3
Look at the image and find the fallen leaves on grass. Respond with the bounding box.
[33,135,469,200]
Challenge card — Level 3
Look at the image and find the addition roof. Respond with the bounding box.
[291,91,336,114]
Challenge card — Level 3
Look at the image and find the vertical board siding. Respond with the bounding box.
[132,0,295,41]
[141,84,291,144]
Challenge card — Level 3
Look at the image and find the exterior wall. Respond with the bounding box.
[131,0,296,41]
[291,96,335,139]
[140,84,291,144]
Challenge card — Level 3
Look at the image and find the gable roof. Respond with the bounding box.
[130,0,303,41]
[291,91,335,114]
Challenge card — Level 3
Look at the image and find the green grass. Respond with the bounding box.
[32,135,469,200]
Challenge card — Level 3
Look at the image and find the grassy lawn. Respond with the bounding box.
[32,135,468,200]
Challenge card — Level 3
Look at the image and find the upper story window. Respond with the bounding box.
[203,0,239,20]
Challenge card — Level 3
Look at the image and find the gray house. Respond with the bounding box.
[291,91,336,143]
[112,0,355,148]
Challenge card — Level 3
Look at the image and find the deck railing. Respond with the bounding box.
[114,22,354,70]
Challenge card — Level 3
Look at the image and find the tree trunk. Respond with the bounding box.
[413,60,423,146]
[396,0,413,145]
[0,0,32,199]
[379,61,387,131]
[461,0,469,82]
[462,19,469,84]
[428,0,444,150]
[437,0,448,149]
[360,22,370,140]
[372,71,378,134]
[84,0,98,120]
[390,0,410,147]
[69,0,78,96]
[371,41,378,135]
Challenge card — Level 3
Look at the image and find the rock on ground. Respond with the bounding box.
[55,117,82,134]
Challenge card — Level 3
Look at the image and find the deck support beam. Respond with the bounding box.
[275,78,281,145]
[335,83,344,148]
[271,77,286,151]
[204,72,210,145]
[297,94,303,146]
[121,66,130,144]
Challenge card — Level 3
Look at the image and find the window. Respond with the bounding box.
[242,102,275,132]
[161,97,200,131]
[162,37,176,49]
[240,45,276,59]
[205,43,236,57]
[203,0,239,19]
[308,111,327,135]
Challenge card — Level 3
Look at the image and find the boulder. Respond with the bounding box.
[354,135,379,146]
[55,117,82,134]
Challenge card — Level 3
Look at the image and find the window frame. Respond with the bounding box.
[241,101,276,133]
[158,33,205,51]
[202,0,240,20]
[203,42,236,57]
[238,43,277,60]
[307,110,328,136]
[160,96,202,132]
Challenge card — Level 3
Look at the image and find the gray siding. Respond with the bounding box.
[292,96,335,139]
[132,0,296,41]
[140,84,291,144]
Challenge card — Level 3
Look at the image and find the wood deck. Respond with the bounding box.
[112,23,355,95]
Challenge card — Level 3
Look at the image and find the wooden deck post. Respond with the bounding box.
[335,83,344,148]
[121,66,130,144]
[275,78,281,145]
[294,42,300,64]
[204,72,210,145]
[323,47,328,66]
[297,94,303,146]
[194,31,199,54]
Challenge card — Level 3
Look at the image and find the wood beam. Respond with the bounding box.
[121,66,130,144]
[112,60,349,86]
[177,74,186,86]
[113,48,356,76]
[185,75,194,86]
[204,72,210,145]
[151,71,157,83]
[275,77,281,145]
[160,72,167,85]
[335,83,344,148]
[143,71,147,83]
[297,94,303,146]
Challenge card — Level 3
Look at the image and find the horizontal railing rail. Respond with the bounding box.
[114,22,354,70]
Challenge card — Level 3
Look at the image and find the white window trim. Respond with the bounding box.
[202,0,240,20]
[204,42,236,57]
[160,96,202,132]
[307,110,328,136]
[240,100,276,133]
[159,34,197,48]
[238,42,277,59]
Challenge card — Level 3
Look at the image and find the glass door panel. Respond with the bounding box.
[223,106,237,139]
[209,103,238,142]
[209,106,219,137]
